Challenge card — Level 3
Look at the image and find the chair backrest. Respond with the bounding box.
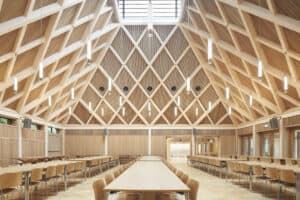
[187,179,199,200]
[31,168,43,182]
[75,162,82,171]
[280,169,296,184]
[180,173,189,184]
[67,163,75,173]
[176,170,183,178]
[273,159,281,164]
[239,163,250,173]
[285,158,293,166]
[93,179,106,200]
[113,169,120,178]
[56,165,65,176]
[265,167,279,180]
[298,160,300,167]
[252,165,264,177]
[45,166,57,179]
[0,172,23,190]
[104,174,114,185]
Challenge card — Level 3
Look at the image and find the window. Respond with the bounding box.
[118,0,181,23]
[250,137,254,156]
[263,135,270,156]
[31,124,41,131]
[294,131,300,159]
[48,127,58,134]
[198,144,202,154]
[0,117,11,125]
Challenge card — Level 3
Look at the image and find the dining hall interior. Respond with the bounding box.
[0,0,300,199]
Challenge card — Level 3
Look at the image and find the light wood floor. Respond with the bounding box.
[43,163,297,200]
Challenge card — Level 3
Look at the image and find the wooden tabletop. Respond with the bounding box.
[0,160,77,175]
[191,155,240,161]
[138,156,162,161]
[70,155,112,162]
[235,161,300,173]
[105,160,190,192]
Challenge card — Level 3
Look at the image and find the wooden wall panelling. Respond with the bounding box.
[283,115,300,128]
[108,129,148,156]
[0,124,18,166]
[219,134,237,157]
[48,131,63,157]
[65,129,105,157]
[22,128,45,158]
[151,129,192,159]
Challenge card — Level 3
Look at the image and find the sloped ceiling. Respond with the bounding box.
[1,0,300,127]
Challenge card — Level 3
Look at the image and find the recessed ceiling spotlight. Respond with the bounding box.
[195,86,201,92]
[123,86,129,92]
[171,86,177,92]
[147,86,153,92]
[99,86,105,92]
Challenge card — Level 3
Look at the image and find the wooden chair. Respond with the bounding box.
[113,169,121,178]
[285,158,294,166]
[0,172,23,200]
[180,173,189,184]
[186,179,199,200]
[93,179,106,200]
[279,169,296,185]
[43,166,57,195]
[104,174,114,185]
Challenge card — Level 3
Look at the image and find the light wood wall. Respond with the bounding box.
[152,129,192,159]
[108,129,148,156]
[48,131,63,157]
[219,134,237,157]
[0,124,18,166]
[22,128,45,158]
[65,129,104,157]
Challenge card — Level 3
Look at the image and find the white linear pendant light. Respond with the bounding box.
[207,37,213,64]
[225,87,230,100]
[186,77,191,94]
[101,108,104,117]
[174,106,178,117]
[71,88,75,100]
[283,76,288,93]
[48,95,52,107]
[38,62,44,79]
[258,60,263,80]
[228,106,232,115]
[122,107,126,117]
[176,96,181,107]
[195,107,199,116]
[87,40,92,61]
[68,107,72,115]
[108,77,112,93]
[13,77,18,93]
[88,101,92,111]
[249,95,253,106]
[119,96,123,107]
[208,101,212,112]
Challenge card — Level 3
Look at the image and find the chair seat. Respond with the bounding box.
[156,192,181,200]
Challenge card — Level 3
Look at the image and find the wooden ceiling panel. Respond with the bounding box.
[166,28,189,62]
[0,0,28,23]
[178,48,199,78]
[13,46,40,76]
[0,29,19,56]
[164,68,185,95]
[126,50,147,79]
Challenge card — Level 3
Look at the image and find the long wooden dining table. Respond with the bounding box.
[104,156,190,200]
[234,161,300,200]
[0,160,79,200]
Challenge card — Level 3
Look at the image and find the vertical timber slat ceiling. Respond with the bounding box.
[0,0,300,127]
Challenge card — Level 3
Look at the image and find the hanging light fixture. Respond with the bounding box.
[225,87,230,100]
[68,107,72,115]
[108,77,112,94]
[148,101,151,116]
[119,96,123,107]
[228,106,232,115]
[13,77,18,93]
[195,107,199,116]
[208,101,212,112]
[283,76,288,93]
[207,37,213,64]
[176,96,181,107]
[101,108,104,117]
[48,95,52,107]
[249,95,253,106]
[38,62,44,79]
[258,60,263,80]
[71,88,75,100]
[186,77,191,94]
[174,107,178,117]
[122,107,126,117]
[88,101,92,111]
[87,40,92,63]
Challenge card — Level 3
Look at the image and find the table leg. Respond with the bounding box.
[24,171,30,200]
[64,165,67,190]
[296,173,300,200]
[184,192,190,200]
[249,168,253,191]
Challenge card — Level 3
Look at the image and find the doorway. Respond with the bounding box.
[169,143,191,163]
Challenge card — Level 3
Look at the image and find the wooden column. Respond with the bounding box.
[279,118,289,157]
[62,129,65,156]
[253,125,260,157]
[104,129,108,155]
[44,125,48,157]
[191,129,195,155]
[148,129,152,156]
[17,118,22,158]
